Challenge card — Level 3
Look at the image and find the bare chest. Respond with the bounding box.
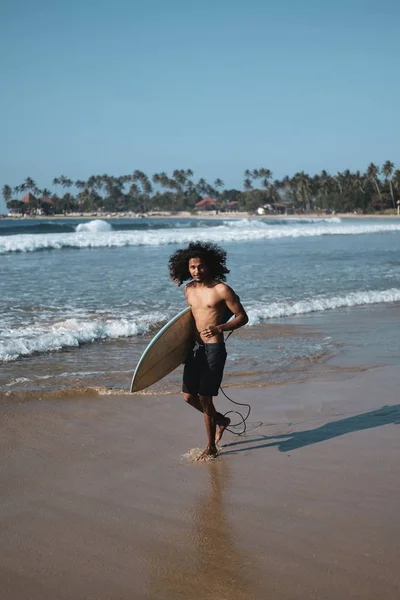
[187,288,223,312]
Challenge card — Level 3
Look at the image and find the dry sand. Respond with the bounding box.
[1,365,399,599]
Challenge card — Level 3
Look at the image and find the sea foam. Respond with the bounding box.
[2,221,400,254]
[2,288,400,362]
[0,312,165,361]
[247,288,400,324]
[75,219,112,233]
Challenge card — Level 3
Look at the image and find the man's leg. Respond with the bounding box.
[183,393,203,413]
[184,393,228,441]
[215,413,230,444]
[198,394,218,458]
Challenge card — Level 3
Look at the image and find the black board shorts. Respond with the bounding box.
[182,342,227,397]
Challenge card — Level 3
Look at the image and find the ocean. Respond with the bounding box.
[2,215,400,399]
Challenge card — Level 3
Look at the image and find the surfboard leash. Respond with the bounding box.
[219,330,251,436]
[219,385,251,436]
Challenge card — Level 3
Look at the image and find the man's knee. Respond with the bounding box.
[183,393,196,403]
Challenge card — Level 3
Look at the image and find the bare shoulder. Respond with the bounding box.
[184,281,195,298]
[215,282,238,300]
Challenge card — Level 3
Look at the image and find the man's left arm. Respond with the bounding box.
[217,286,248,333]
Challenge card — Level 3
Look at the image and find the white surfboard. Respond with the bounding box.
[130,307,195,393]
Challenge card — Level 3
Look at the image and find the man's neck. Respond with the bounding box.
[194,279,213,288]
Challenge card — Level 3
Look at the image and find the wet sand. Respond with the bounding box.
[1,365,399,599]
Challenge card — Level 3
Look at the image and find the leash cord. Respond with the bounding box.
[219,329,251,436]
[219,385,251,436]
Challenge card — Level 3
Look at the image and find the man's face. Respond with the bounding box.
[188,257,209,282]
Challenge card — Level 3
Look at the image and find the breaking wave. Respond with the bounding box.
[2,288,400,362]
[2,220,400,253]
[75,219,112,233]
[247,288,400,324]
[0,311,166,362]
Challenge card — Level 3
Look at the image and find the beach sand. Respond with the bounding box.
[3,211,400,220]
[1,365,399,599]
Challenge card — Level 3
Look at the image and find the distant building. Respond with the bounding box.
[21,192,37,204]
[225,201,239,211]
[195,197,217,211]
[20,192,54,214]
[21,193,54,205]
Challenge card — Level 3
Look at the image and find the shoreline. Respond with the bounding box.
[1,365,399,599]
[4,300,400,399]
[2,211,399,220]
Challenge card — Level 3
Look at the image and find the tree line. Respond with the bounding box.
[2,162,400,215]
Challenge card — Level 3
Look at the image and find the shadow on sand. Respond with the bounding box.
[222,405,400,455]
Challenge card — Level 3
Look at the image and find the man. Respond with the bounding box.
[169,241,248,459]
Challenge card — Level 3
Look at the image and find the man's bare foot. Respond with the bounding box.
[215,416,231,445]
[198,445,219,461]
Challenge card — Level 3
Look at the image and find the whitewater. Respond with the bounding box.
[2,218,400,254]
[2,288,400,362]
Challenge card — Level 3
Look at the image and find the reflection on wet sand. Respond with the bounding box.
[146,460,256,600]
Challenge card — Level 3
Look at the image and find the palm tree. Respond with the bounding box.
[63,193,76,212]
[40,188,52,198]
[382,160,396,208]
[132,170,145,184]
[243,178,253,191]
[258,168,273,190]
[37,188,53,214]
[132,170,153,196]
[61,176,73,190]
[342,170,353,193]
[55,193,75,214]
[141,174,153,196]
[366,163,382,200]
[129,183,140,197]
[152,172,168,192]
[2,184,12,205]
[354,170,366,194]
[318,170,332,199]
[53,175,72,193]
[87,175,100,192]
[75,179,86,190]
[21,177,38,196]
[243,170,253,191]
[334,172,344,196]
[294,171,311,212]
[214,178,224,198]
[172,169,186,192]
[196,178,209,196]
[244,169,252,184]
[392,170,400,201]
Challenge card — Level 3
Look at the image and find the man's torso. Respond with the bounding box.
[185,281,226,343]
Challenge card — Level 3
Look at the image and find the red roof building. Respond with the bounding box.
[225,201,239,210]
[195,197,216,210]
[21,193,54,205]
[21,193,37,204]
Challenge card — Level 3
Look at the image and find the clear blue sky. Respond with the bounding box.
[1,0,399,206]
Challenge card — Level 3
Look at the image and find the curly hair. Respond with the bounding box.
[168,241,230,285]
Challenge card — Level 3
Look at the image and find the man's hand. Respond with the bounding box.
[202,325,222,338]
